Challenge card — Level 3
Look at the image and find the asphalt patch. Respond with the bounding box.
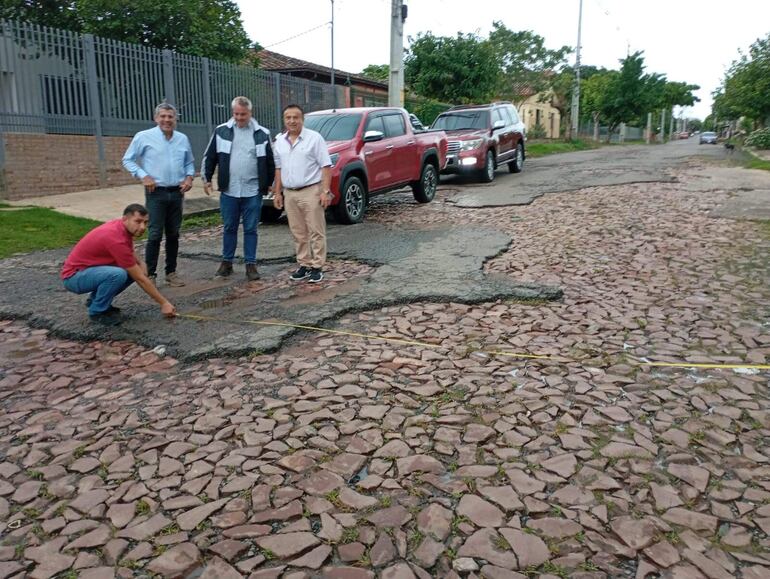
[0,223,561,360]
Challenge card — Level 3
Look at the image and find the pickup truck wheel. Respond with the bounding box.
[334,176,366,224]
[411,163,437,203]
[260,207,283,223]
[508,143,524,173]
[479,150,495,183]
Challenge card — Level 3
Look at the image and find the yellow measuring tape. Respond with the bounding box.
[176,313,770,371]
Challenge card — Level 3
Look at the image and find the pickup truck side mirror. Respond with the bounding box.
[363,130,384,142]
[492,119,506,130]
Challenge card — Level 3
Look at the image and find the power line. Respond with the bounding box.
[263,21,330,49]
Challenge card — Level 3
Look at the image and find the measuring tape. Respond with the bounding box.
[176,313,770,371]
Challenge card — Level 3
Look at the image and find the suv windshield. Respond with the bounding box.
[305,114,362,141]
[432,110,490,131]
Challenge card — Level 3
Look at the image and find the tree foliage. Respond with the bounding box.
[360,64,389,83]
[0,0,253,63]
[488,21,571,106]
[405,32,500,103]
[578,52,698,135]
[714,33,770,128]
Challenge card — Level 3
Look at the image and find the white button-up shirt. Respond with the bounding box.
[273,127,332,189]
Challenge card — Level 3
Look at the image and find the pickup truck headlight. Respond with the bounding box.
[460,139,483,151]
[329,153,339,167]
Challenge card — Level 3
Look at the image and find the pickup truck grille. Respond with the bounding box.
[447,140,461,155]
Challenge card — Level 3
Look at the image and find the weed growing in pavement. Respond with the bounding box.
[450,515,469,534]
[408,529,424,551]
[492,533,510,551]
[136,500,150,516]
[118,559,141,570]
[341,527,359,544]
[356,548,372,567]
[26,470,43,480]
[22,507,41,518]
[379,495,392,508]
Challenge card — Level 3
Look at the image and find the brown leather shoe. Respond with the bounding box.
[215,261,233,278]
[165,272,186,287]
[246,264,260,281]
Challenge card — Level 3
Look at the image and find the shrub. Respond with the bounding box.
[528,122,547,139]
[745,128,770,150]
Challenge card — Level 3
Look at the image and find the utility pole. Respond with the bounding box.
[330,0,336,109]
[569,0,584,138]
[389,0,405,107]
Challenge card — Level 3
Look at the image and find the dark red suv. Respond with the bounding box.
[431,102,526,182]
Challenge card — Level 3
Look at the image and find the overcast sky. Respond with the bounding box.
[237,0,770,120]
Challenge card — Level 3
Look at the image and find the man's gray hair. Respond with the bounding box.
[154,102,177,116]
[231,96,253,111]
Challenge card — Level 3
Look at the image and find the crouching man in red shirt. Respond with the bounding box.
[61,204,177,326]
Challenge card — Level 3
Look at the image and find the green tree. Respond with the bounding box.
[2,0,253,63]
[405,32,499,103]
[488,21,572,106]
[360,64,389,83]
[714,34,770,127]
[0,1,79,29]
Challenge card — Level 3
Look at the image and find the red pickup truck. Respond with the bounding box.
[262,107,448,224]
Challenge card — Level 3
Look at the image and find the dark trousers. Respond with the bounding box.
[144,188,183,276]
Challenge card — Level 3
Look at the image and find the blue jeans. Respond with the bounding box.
[220,193,261,264]
[63,266,134,316]
[145,189,183,276]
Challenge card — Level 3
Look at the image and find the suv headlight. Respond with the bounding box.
[329,153,339,167]
[460,139,483,151]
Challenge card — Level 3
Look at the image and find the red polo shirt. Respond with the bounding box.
[61,219,137,280]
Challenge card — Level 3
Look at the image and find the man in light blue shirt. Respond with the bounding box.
[123,103,194,287]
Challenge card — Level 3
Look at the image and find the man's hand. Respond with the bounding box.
[274,192,284,210]
[203,182,213,196]
[180,176,193,194]
[161,302,177,318]
[319,190,333,209]
[142,175,157,192]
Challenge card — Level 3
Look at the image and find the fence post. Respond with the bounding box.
[162,49,175,105]
[274,73,282,132]
[669,108,675,141]
[659,109,666,142]
[83,34,106,186]
[201,57,213,135]
[646,112,652,144]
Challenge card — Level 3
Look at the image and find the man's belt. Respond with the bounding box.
[285,182,321,191]
[151,186,181,192]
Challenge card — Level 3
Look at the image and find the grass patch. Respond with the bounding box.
[0,206,102,258]
[745,157,770,171]
[525,139,600,158]
[182,211,222,229]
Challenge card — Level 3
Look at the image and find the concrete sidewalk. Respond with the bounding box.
[8,182,220,222]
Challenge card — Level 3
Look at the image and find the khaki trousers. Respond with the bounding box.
[284,183,327,269]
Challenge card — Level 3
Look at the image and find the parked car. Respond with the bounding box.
[679,131,690,139]
[262,107,448,224]
[699,131,717,144]
[431,101,526,182]
[408,113,426,132]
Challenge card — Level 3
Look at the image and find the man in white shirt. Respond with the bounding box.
[273,104,332,283]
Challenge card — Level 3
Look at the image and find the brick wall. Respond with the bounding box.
[0,134,134,200]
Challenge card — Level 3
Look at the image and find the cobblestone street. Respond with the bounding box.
[1,157,770,578]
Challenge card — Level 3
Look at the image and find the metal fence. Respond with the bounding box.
[0,20,343,169]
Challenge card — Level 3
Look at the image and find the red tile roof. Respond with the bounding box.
[255,49,387,90]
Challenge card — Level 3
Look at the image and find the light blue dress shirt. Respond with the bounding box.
[225,125,260,198]
[122,126,195,187]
